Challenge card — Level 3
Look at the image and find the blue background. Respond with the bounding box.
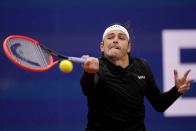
[0,0,196,130]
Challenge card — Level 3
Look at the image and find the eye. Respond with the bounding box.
[107,35,114,39]
[119,36,126,40]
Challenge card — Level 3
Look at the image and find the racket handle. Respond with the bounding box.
[68,57,85,64]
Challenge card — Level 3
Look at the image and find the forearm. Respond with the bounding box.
[80,72,96,96]
[147,86,182,112]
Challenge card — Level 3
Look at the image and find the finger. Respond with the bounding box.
[178,79,193,94]
[174,69,178,81]
[84,59,92,66]
[185,79,194,86]
[182,69,191,81]
[179,85,190,90]
[82,57,91,68]
[178,88,190,94]
[84,58,98,67]
[179,83,188,88]
[178,83,190,90]
[178,87,190,91]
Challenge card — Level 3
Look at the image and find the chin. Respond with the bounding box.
[107,53,121,60]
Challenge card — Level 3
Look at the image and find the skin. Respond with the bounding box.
[100,30,130,68]
[174,69,192,93]
[82,29,192,94]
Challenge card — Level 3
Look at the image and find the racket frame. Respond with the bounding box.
[3,35,57,72]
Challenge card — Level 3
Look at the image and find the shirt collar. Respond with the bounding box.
[100,55,134,73]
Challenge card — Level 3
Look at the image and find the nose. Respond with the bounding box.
[113,36,119,44]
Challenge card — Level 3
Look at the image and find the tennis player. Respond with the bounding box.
[80,23,192,131]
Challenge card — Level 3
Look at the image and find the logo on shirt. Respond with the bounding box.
[138,75,146,79]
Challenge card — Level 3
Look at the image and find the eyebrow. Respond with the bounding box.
[118,33,126,37]
[106,33,115,37]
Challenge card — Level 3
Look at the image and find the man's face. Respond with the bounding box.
[100,30,131,60]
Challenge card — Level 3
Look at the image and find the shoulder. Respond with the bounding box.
[98,56,111,69]
[132,57,149,67]
[98,56,106,63]
[131,57,153,74]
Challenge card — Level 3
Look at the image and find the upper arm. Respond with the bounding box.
[80,66,104,96]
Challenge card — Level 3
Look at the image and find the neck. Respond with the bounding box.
[106,54,129,68]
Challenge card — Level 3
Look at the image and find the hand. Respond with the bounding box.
[174,69,192,94]
[82,55,99,74]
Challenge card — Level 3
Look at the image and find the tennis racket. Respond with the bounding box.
[3,35,85,72]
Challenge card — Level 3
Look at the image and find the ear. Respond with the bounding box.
[100,42,104,52]
[127,42,131,53]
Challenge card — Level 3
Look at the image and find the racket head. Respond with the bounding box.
[3,35,58,72]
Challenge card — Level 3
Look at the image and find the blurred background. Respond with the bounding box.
[0,0,196,130]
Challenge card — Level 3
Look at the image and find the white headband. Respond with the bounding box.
[102,24,129,40]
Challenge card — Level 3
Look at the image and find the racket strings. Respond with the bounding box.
[35,45,49,67]
[7,38,50,68]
